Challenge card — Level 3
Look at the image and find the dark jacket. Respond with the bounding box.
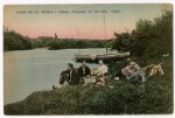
[64,68,81,85]
[78,66,91,76]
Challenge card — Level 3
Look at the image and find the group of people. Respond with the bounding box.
[115,60,164,83]
[58,58,164,87]
[59,60,109,86]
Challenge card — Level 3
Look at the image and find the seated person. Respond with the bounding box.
[95,60,109,86]
[78,61,91,83]
[96,60,108,77]
[65,63,81,85]
[116,61,140,80]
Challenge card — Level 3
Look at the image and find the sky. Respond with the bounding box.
[4,4,173,40]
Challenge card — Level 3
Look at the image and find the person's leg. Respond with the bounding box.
[79,76,85,84]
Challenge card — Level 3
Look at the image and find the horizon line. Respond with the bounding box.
[4,28,115,41]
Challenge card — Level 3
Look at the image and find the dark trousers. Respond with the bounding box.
[116,70,126,80]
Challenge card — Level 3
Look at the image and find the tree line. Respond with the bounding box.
[111,11,172,64]
[4,10,172,60]
[4,30,108,51]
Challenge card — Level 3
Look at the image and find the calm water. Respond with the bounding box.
[4,48,106,104]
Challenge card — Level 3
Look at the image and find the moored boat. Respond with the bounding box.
[74,52,130,63]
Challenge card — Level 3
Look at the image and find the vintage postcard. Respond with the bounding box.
[3,4,173,115]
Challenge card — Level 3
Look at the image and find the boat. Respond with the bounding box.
[74,52,130,63]
[74,15,130,63]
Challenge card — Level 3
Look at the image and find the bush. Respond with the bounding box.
[4,30,34,51]
[112,11,172,59]
[4,78,173,114]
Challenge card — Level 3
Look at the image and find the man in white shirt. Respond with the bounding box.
[97,60,108,77]
[95,60,109,86]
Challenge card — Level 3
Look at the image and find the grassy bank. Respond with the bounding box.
[4,55,173,115]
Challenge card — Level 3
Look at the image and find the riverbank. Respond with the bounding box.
[4,48,106,104]
[4,56,173,114]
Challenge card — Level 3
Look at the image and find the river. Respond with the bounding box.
[4,48,106,105]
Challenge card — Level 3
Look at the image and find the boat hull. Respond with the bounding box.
[74,52,130,63]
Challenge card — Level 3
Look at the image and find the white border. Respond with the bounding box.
[0,0,174,4]
[0,0,174,118]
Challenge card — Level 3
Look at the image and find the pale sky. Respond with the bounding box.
[4,4,173,40]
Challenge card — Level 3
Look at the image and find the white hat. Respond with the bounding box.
[129,61,136,65]
[99,60,103,64]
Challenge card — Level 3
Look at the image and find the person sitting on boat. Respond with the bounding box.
[78,61,91,82]
[96,60,109,86]
[116,61,140,80]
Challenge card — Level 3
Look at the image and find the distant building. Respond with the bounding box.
[54,33,58,39]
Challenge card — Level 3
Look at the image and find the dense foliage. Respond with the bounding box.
[47,39,107,50]
[4,31,34,51]
[112,11,172,60]
[4,32,108,51]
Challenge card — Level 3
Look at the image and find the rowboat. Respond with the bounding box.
[74,52,130,63]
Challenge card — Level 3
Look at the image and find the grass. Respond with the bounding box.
[4,10,173,115]
[4,56,173,115]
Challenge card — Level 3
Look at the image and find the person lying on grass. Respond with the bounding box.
[115,61,140,80]
[115,61,164,82]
